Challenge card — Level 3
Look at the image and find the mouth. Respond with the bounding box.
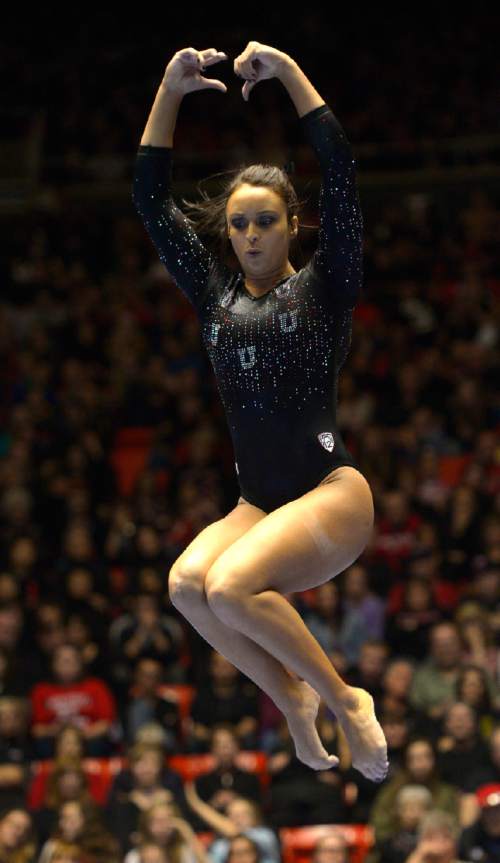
[246,250,261,256]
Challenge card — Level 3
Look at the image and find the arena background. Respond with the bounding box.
[0,10,499,863]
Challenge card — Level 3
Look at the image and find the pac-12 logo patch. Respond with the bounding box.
[318,432,335,452]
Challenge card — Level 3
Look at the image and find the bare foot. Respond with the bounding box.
[284,680,340,771]
[334,686,388,783]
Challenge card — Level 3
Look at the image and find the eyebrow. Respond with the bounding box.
[229,210,278,216]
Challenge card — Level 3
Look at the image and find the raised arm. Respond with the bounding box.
[132,49,228,313]
[279,59,364,306]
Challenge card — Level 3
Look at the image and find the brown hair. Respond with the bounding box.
[44,765,92,810]
[136,800,186,863]
[53,800,120,863]
[180,162,312,265]
[0,808,36,863]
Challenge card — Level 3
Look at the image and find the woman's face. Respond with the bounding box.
[57,728,83,760]
[406,741,434,780]
[133,752,162,788]
[460,669,485,705]
[383,661,413,698]
[314,836,349,863]
[0,809,31,849]
[59,802,84,840]
[148,805,175,844]
[399,800,429,830]
[315,581,339,613]
[53,647,82,684]
[58,771,85,800]
[405,581,431,611]
[226,184,297,281]
[227,799,256,830]
[228,835,259,863]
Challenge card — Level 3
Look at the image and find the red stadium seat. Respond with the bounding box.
[110,427,155,496]
[279,824,374,863]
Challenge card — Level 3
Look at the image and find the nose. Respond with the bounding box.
[245,223,260,242]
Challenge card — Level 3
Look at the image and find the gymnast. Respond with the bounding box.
[132,40,388,783]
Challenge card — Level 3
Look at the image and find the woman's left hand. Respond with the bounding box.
[234,41,290,101]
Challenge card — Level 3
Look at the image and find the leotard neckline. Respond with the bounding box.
[240,271,296,301]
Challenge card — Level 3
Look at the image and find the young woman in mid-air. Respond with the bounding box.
[132,40,389,783]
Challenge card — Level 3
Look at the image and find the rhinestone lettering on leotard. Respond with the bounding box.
[132,102,363,509]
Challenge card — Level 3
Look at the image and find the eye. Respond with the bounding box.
[231,217,275,229]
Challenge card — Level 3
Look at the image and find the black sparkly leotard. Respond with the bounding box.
[132,102,362,512]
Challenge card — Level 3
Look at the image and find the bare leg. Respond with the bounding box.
[204,471,389,782]
[170,575,339,771]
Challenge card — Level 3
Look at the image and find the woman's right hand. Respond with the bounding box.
[163,47,228,97]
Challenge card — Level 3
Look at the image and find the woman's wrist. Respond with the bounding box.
[275,53,298,80]
[140,81,183,147]
[276,58,326,119]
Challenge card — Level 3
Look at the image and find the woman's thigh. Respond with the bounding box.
[170,495,267,579]
[205,466,375,597]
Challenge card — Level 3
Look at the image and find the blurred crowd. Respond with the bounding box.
[1,11,500,863]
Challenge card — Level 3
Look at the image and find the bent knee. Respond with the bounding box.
[168,565,208,609]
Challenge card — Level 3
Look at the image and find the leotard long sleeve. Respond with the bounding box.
[132,103,362,512]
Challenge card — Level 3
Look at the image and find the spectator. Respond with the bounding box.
[454,665,500,741]
[384,578,443,661]
[376,658,431,737]
[109,592,185,690]
[0,808,36,862]
[405,810,466,863]
[24,603,67,689]
[65,611,108,681]
[43,842,93,863]
[376,713,413,779]
[124,799,209,863]
[439,485,483,584]
[38,799,120,863]
[191,725,261,824]
[311,832,350,863]
[0,602,31,690]
[455,607,500,695]
[0,646,25,698]
[33,765,94,848]
[464,725,500,796]
[369,737,459,844]
[105,741,189,852]
[409,623,465,723]
[30,642,119,757]
[458,782,500,863]
[184,783,280,863]
[345,639,390,701]
[265,716,346,828]
[136,844,170,863]
[186,653,259,753]
[299,581,367,667]
[369,785,432,863]
[0,696,31,810]
[124,657,182,749]
[53,724,85,764]
[225,835,263,863]
[436,702,491,790]
[470,566,500,633]
[342,563,386,641]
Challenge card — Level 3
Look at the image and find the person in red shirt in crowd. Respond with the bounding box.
[30,642,119,758]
